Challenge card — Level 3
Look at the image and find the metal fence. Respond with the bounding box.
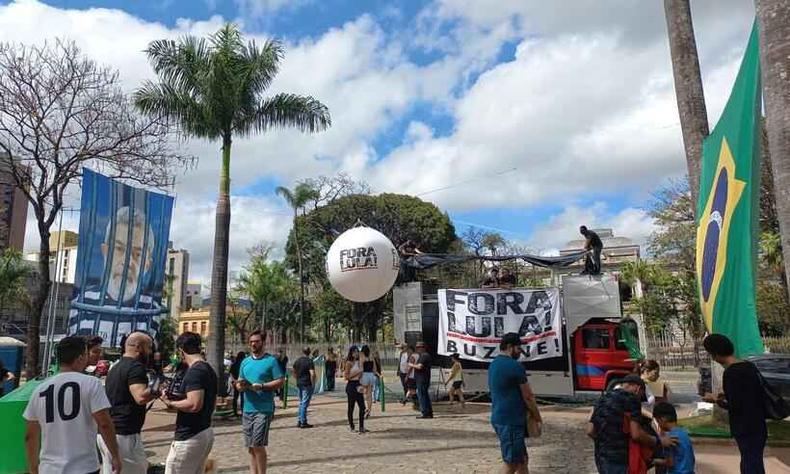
[644,334,705,369]
[258,342,404,370]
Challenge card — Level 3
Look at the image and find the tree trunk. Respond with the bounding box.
[757,0,790,307]
[207,136,231,394]
[293,213,306,343]
[664,0,710,209]
[25,230,51,377]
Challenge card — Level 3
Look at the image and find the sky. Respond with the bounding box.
[1,0,756,286]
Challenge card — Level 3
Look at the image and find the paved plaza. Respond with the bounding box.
[139,387,790,474]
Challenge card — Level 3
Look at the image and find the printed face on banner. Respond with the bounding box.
[101,206,155,304]
[437,288,563,363]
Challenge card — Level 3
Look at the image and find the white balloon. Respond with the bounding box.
[326,227,400,302]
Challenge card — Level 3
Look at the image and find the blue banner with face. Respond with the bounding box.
[68,168,174,347]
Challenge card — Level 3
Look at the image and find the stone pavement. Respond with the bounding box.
[141,392,599,473]
[140,391,790,473]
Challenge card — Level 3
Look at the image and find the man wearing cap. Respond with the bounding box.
[588,374,677,473]
[409,342,433,419]
[488,332,541,474]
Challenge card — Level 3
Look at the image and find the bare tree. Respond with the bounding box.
[0,40,190,376]
[664,0,710,209]
[757,0,790,305]
[300,172,370,210]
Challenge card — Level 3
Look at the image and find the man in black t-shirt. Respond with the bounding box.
[409,341,433,419]
[580,226,604,275]
[161,332,217,473]
[499,268,517,289]
[292,347,316,428]
[100,332,156,474]
[481,267,500,288]
[704,334,767,473]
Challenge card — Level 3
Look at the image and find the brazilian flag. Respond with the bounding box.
[696,23,764,357]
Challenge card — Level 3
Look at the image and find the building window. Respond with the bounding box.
[200,321,207,335]
[191,322,197,332]
[182,323,188,333]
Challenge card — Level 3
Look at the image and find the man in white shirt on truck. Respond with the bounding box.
[24,336,121,474]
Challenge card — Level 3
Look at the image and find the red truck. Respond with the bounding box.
[394,274,639,397]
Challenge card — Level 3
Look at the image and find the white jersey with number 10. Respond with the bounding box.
[23,372,111,474]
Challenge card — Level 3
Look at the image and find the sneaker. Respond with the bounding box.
[300,423,314,429]
[416,415,434,419]
[358,428,369,434]
[349,426,357,433]
[297,422,303,428]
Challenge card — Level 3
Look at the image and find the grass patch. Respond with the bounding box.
[679,415,790,444]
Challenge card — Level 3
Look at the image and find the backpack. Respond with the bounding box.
[758,371,790,420]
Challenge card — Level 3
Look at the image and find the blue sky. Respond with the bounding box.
[1,0,755,282]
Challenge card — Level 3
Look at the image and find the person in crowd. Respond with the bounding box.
[489,333,541,474]
[311,348,320,359]
[344,346,367,433]
[87,335,104,366]
[230,351,246,417]
[445,353,465,408]
[292,347,316,428]
[588,374,677,473]
[236,330,285,474]
[396,343,412,401]
[160,332,217,474]
[640,360,669,405]
[101,331,157,474]
[409,341,433,419]
[275,348,288,401]
[360,345,376,417]
[0,359,16,396]
[24,336,121,474]
[152,351,165,377]
[372,350,383,403]
[398,239,423,257]
[580,225,604,275]
[482,267,500,288]
[397,239,423,282]
[703,333,767,474]
[499,268,517,289]
[325,347,338,392]
[653,402,695,474]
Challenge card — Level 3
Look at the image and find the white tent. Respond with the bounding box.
[0,336,26,347]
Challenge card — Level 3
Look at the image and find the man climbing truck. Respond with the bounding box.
[393,274,640,397]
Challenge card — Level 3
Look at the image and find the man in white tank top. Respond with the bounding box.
[24,336,121,474]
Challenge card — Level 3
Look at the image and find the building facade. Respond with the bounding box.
[166,246,190,320]
[0,156,28,251]
[24,231,80,284]
[184,282,202,310]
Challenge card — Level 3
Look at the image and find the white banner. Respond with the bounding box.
[438,288,562,363]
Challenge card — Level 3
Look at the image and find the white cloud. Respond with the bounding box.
[4,0,755,285]
[234,0,309,19]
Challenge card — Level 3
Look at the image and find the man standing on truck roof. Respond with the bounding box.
[580,226,604,275]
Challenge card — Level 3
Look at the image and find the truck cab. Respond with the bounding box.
[572,319,636,391]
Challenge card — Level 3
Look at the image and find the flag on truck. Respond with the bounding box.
[696,23,763,357]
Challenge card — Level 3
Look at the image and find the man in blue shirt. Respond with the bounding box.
[488,332,542,474]
[236,330,284,474]
[653,402,695,474]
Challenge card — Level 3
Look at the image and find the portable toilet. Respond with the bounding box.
[0,337,25,396]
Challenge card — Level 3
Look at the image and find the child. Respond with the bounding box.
[653,402,695,474]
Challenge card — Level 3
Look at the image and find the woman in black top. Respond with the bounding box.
[360,345,376,418]
[325,347,338,391]
[344,346,366,433]
[229,351,246,417]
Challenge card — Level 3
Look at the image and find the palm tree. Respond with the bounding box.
[276,182,319,342]
[663,0,710,209]
[757,0,790,306]
[134,24,331,384]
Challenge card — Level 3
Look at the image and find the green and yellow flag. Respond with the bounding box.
[696,23,764,357]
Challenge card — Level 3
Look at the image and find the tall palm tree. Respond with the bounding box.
[757,0,790,306]
[276,182,319,342]
[134,24,331,384]
[664,0,710,209]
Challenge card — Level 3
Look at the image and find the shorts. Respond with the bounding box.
[243,412,272,447]
[452,381,464,390]
[165,427,214,474]
[493,424,527,465]
[405,378,417,390]
[360,372,376,386]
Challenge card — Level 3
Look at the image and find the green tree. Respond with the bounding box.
[0,249,30,321]
[135,23,331,381]
[289,193,457,341]
[276,183,320,342]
